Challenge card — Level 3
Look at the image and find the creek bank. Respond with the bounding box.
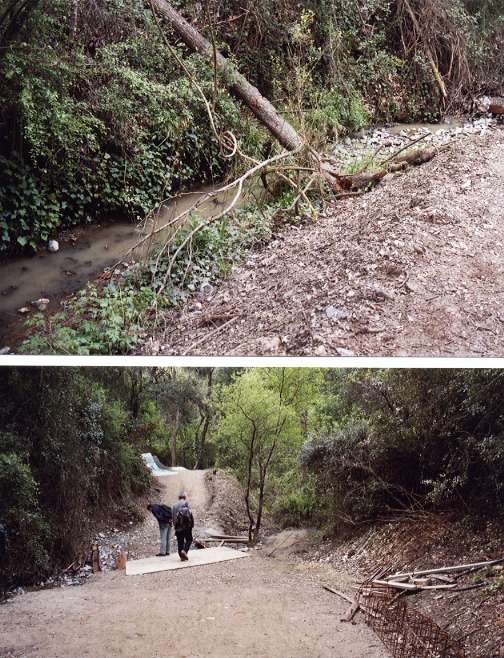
[0,183,239,349]
[4,115,500,354]
[143,119,504,357]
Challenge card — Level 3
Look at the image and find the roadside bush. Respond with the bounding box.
[0,451,50,590]
[272,469,318,528]
[0,368,155,587]
[303,370,504,529]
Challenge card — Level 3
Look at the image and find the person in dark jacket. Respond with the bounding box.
[172,492,194,561]
[147,504,173,556]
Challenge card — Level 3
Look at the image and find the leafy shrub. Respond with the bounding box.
[0,451,50,590]
[303,370,504,529]
[0,368,155,587]
[272,469,318,528]
[0,0,256,253]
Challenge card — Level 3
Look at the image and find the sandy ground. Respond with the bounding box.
[143,127,504,356]
[0,470,388,658]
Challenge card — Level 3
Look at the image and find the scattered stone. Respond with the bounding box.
[405,280,422,294]
[336,348,356,357]
[48,239,59,253]
[256,336,282,354]
[31,298,50,311]
[366,285,394,302]
[17,307,30,314]
[199,282,214,298]
[325,305,349,321]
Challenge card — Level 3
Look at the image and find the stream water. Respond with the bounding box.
[0,184,237,341]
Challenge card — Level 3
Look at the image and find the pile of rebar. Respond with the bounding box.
[358,582,465,658]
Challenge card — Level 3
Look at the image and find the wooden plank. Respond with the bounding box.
[322,585,354,604]
[385,557,504,581]
[373,579,419,591]
[125,546,249,576]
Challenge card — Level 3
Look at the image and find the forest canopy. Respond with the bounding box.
[1,367,504,589]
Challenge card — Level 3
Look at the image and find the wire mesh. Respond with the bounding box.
[358,582,465,658]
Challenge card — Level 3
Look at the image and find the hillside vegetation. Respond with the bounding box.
[1,0,502,253]
[2,367,504,591]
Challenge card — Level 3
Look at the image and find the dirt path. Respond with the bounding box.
[143,128,504,356]
[0,470,389,658]
[109,469,220,561]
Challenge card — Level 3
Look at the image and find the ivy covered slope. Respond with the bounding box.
[0,0,249,252]
[2,0,501,254]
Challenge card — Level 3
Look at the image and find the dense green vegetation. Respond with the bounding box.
[1,0,502,254]
[2,367,504,590]
[0,368,159,590]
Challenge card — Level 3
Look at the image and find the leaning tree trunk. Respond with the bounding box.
[149,0,303,152]
[169,407,181,467]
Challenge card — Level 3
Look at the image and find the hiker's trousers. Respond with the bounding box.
[175,529,193,556]
[159,523,172,555]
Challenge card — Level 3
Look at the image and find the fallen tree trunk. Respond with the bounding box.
[149,0,303,152]
[337,146,443,192]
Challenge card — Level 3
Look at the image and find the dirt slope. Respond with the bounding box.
[0,469,389,658]
[143,128,504,356]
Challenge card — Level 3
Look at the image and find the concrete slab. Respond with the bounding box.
[141,453,186,477]
[126,547,249,576]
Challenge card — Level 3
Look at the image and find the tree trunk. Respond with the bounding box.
[194,368,214,469]
[149,0,303,152]
[244,428,257,543]
[253,475,266,544]
[169,407,180,466]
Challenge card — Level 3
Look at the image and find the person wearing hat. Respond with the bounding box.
[146,503,173,556]
[172,491,194,561]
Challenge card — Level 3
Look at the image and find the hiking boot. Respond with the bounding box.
[156,553,165,557]
[180,551,188,561]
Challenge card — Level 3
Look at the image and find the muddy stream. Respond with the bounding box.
[0,184,239,343]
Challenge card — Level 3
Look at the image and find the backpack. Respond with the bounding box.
[175,505,193,532]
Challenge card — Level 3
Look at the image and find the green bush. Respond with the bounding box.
[302,370,504,529]
[272,469,318,528]
[0,0,253,253]
[0,451,50,590]
[0,368,156,588]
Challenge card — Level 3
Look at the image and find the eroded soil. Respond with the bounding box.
[143,128,504,356]
[308,515,504,658]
